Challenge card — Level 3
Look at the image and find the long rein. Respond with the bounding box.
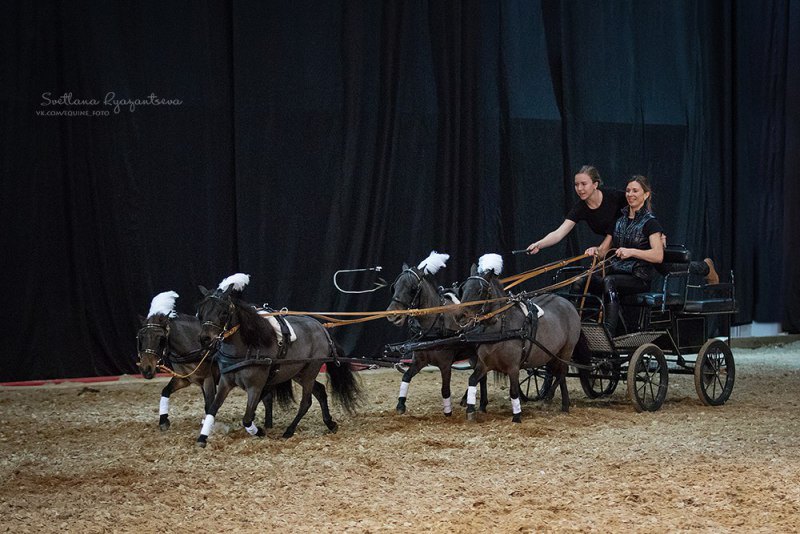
[258,253,614,329]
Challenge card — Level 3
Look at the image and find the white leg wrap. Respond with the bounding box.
[200,414,215,436]
[399,381,410,398]
[511,397,522,415]
[467,386,477,405]
[159,396,170,416]
[244,421,259,436]
[442,397,452,414]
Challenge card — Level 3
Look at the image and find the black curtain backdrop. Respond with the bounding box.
[2,0,798,381]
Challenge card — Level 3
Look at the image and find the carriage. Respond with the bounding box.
[518,245,737,412]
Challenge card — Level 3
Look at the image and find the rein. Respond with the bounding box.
[257,254,614,328]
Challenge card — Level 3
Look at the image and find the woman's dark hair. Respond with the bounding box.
[628,174,653,211]
[577,165,602,186]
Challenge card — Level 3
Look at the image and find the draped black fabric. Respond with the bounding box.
[2,0,798,381]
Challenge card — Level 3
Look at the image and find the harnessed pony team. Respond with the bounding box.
[137,251,591,446]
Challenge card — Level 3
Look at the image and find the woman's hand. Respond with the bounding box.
[615,248,635,260]
[584,246,598,257]
[526,242,541,255]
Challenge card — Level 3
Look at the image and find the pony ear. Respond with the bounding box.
[402,262,409,270]
[470,263,478,276]
[198,285,210,297]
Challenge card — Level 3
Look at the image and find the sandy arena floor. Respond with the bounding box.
[1,342,799,532]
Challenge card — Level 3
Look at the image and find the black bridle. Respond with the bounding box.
[390,269,424,309]
[461,274,493,318]
[136,322,171,365]
[197,292,238,346]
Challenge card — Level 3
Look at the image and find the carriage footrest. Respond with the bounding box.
[611,331,665,350]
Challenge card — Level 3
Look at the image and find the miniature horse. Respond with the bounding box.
[137,291,289,431]
[386,252,488,416]
[458,255,589,423]
[195,275,361,446]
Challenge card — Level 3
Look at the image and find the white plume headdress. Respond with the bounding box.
[147,291,179,319]
[218,273,250,292]
[478,253,503,275]
[417,251,450,275]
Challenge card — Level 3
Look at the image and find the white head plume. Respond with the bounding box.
[417,251,450,275]
[478,253,503,275]
[147,291,179,318]
[218,273,250,292]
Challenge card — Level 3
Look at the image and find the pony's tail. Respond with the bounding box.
[572,331,591,366]
[272,380,295,410]
[326,342,362,414]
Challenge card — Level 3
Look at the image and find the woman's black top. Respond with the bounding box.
[566,188,627,236]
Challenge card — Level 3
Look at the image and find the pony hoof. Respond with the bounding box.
[444,411,452,417]
[281,432,294,439]
[479,406,488,413]
[196,440,207,448]
[255,427,266,437]
[459,398,468,407]
[512,414,522,423]
[395,405,406,415]
[466,411,476,422]
[327,421,338,433]
[159,421,171,432]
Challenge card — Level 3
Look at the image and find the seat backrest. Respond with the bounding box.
[656,245,691,276]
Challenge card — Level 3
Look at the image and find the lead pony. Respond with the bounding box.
[459,254,589,422]
[386,251,488,415]
[137,291,289,432]
[195,274,361,446]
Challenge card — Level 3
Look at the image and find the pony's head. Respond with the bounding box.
[196,273,250,348]
[458,254,504,321]
[137,291,178,379]
[386,251,449,326]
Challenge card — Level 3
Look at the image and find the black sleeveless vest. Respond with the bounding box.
[610,207,657,281]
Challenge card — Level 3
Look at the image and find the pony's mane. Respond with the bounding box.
[478,253,503,275]
[218,273,250,292]
[417,251,450,275]
[147,291,179,318]
[231,295,277,348]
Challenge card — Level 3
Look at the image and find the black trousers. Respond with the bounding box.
[577,273,650,335]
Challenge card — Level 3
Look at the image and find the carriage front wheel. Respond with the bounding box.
[518,367,553,402]
[579,358,620,398]
[694,339,735,406]
[627,343,668,412]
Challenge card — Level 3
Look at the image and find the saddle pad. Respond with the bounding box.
[518,301,544,319]
[258,312,298,343]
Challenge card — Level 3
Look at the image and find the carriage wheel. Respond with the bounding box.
[518,367,553,402]
[694,339,735,406]
[627,343,668,412]
[579,358,620,398]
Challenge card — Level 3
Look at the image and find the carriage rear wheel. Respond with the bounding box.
[627,343,668,412]
[694,339,735,406]
[518,367,553,402]
[579,358,620,398]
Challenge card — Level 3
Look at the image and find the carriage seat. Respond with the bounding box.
[620,246,691,310]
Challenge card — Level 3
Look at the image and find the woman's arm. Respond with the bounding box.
[615,232,664,264]
[526,219,576,254]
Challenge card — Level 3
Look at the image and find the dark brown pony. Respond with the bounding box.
[459,260,589,422]
[195,276,361,446]
[137,291,289,432]
[386,261,488,415]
